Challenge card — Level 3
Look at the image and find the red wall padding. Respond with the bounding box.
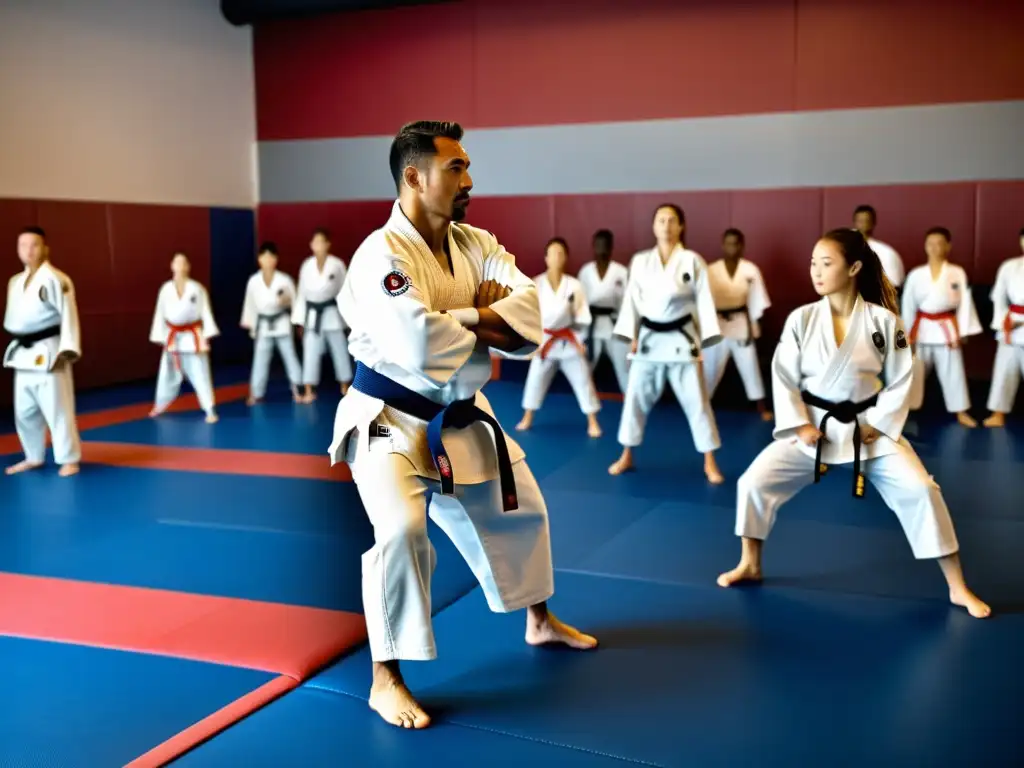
[257,181,1024,380]
[253,0,1024,140]
[0,199,210,407]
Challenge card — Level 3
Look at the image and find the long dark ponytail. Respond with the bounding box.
[821,228,899,314]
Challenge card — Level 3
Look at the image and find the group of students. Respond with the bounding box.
[3,119,1017,733]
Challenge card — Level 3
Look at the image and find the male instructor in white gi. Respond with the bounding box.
[329,121,597,730]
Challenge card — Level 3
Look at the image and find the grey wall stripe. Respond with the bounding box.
[258,101,1024,204]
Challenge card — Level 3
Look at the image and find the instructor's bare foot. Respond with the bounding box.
[957,412,978,428]
[369,663,431,729]
[586,415,601,438]
[983,412,1005,428]
[717,561,762,588]
[608,449,633,475]
[58,463,80,477]
[950,586,991,618]
[525,608,598,650]
[5,460,42,475]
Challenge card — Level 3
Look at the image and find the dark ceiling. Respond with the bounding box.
[220,0,451,26]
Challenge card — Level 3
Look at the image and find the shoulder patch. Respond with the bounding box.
[682,272,691,283]
[382,270,411,297]
[871,331,885,350]
[38,285,48,302]
[895,329,908,349]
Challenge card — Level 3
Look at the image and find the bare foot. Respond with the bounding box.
[292,391,303,403]
[303,392,317,404]
[369,666,431,729]
[58,463,80,477]
[525,612,598,650]
[148,408,161,418]
[717,561,762,588]
[983,412,1005,428]
[957,412,978,428]
[205,413,219,424]
[760,410,774,422]
[704,457,724,485]
[515,419,531,432]
[608,450,633,475]
[949,587,992,619]
[5,460,43,475]
[246,396,259,407]
[586,415,601,438]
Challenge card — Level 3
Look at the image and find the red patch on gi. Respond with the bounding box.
[382,270,410,297]
[437,455,451,478]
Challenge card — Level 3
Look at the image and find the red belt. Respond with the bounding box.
[539,327,584,360]
[909,310,959,347]
[1004,304,1024,344]
[165,321,202,371]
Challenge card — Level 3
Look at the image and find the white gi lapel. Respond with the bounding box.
[818,295,864,392]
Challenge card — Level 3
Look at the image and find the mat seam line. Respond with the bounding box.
[313,686,665,767]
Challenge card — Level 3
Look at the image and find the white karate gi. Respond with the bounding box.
[292,255,353,387]
[3,263,82,466]
[149,279,219,417]
[702,258,771,402]
[613,245,723,453]
[901,262,981,413]
[328,201,554,662]
[868,237,905,289]
[736,296,959,560]
[240,270,303,399]
[520,273,600,415]
[576,260,630,392]
[986,256,1024,413]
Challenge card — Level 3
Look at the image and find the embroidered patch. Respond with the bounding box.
[277,288,285,296]
[437,454,452,478]
[382,270,411,297]
[871,331,885,350]
[895,329,908,349]
[38,285,47,302]
[682,273,691,283]
[951,282,960,290]
[567,292,574,303]
[328,272,336,281]
[190,294,197,303]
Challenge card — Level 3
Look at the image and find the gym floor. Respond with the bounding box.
[0,369,1021,767]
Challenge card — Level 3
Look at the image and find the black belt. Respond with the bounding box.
[801,391,879,498]
[639,315,697,357]
[587,305,617,361]
[305,299,336,334]
[352,362,519,511]
[256,311,288,336]
[718,304,752,345]
[7,324,61,351]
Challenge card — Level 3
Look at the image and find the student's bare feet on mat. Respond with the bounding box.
[5,460,42,475]
[369,662,431,729]
[246,396,259,407]
[148,408,161,418]
[58,463,79,477]
[717,560,762,587]
[983,412,1005,428]
[949,586,991,618]
[515,411,533,431]
[586,414,601,438]
[525,606,598,650]
[205,413,219,424]
[704,453,724,484]
[608,448,633,475]
[957,412,977,428]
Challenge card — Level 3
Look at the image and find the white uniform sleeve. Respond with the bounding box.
[572,279,592,329]
[899,271,920,340]
[199,284,220,340]
[989,261,1010,334]
[51,271,81,363]
[771,308,813,439]
[240,277,257,333]
[692,254,723,348]
[612,256,641,341]
[291,262,307,326]
[864,312,913,441]
[746,264,771,323]
[955,267,982,338]
[3,275,15,331]
[346,251,477,388]
[334,260,349,331]
[149,284,168,345]
[476,230,542,357]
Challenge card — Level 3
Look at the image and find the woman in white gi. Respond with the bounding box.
[703,228,773,421]
[717,228,990,619]
[4,226,82,477]
[983,227,1024,427]
[901,227,981,427]
[240,241,303,405]
[576,229,630,393]
[148,253,220,423]
[515,237,601,437]
[608,204,724,484]
[292,228,352,403]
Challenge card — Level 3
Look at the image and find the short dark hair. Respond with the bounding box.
[925,226,951,242]
[311,227,330,241]
[389,121,465,192]
[654,203,685,224]
[853,205,876,221]
[546,237,569,255]
[593,229,614,246]
[723,227,745,244]
[20,225,45,240]
[258,240,279,256]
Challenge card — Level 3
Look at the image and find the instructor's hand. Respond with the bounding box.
[475,280,511,309]
[796,424,824,446]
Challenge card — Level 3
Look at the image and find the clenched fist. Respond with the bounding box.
[475,280,511,309]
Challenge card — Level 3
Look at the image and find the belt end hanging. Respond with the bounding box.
[854,472,866,498]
